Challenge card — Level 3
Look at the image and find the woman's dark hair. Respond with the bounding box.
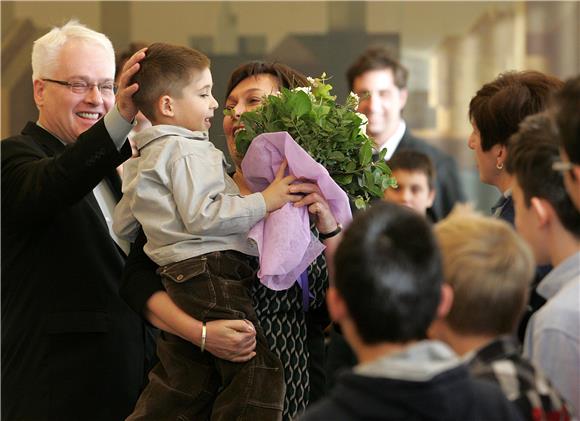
[224,61,308,100]
[468,70,563,151]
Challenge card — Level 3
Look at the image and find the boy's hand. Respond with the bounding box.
[116,47,147,123]
[261,160,300,212]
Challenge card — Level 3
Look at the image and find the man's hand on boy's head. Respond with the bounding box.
[262,160,301,212]
[116,47,147,123]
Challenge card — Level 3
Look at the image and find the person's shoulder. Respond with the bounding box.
[1,123,46,157]
[400,129,451,161]
[468,376,525,421]
[535,279,580,332]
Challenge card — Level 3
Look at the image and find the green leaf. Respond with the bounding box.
[328,151,345,161]
[287,91,312,118]
[335,174,353,185]
[359,142,373,166]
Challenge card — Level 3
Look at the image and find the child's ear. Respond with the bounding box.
[158,95,174,117]
[571,164,580,183]
[427,187,436,208]
[436,283,454,320]
[326,286,348,323]
[530,197,550,228]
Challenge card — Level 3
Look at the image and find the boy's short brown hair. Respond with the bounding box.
[388,150,436,190]
[434,212,534,336]
[132,42,210,121]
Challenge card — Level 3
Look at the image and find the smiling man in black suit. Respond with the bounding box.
[1,20,153,421]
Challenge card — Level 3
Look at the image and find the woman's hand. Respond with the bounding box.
[145,291,257,362]
[290,181,338,234]
[204,319,257,362]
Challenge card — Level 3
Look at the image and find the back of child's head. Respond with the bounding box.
[434,210,534,336]
[334,202,442,344]
[506,112,580,239]
[554,75,580,165]
[388,150,436,190]
[132,42,210,121]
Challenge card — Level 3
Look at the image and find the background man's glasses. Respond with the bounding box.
[552,160,574,172]
[42,78,116,95]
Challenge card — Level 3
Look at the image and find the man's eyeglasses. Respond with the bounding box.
[42,78,117,95]
[552,160,574,172]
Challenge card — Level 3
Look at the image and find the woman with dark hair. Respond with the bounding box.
[467,71,563,342]
[121,61,338,419]
[467,70,563,223]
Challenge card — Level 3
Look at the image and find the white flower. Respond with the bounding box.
[293,86,315,101]
[307,76,318,87]
[356,112,368,135]
[347,91,360,108]
[293,86,312,94]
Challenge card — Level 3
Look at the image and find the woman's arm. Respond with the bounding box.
[120,229,257,362]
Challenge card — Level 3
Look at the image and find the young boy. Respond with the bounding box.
[431,211,570,421]
[303,202,524,421]
[384,150,436,219]
[506,112,580,416]
[113,43,298,421]
[325,150,437,387]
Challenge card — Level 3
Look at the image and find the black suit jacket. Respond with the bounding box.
[1,121,153,421]
[396,128,465,221]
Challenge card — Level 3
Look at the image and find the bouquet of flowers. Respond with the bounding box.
[231,74,396,209]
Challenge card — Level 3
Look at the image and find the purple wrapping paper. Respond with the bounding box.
[241,131,352,290]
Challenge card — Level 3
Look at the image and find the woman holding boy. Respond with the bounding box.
[120,56,339,420]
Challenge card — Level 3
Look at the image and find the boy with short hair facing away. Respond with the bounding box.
[505,112,580,416]
[114,43,298,421]
[302,202,524,421]
[430,211,570,421]
[384,150,436,218]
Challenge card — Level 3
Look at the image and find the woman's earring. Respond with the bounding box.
[496,162,504,170]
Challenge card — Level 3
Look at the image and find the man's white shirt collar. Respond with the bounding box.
[377,120,406,160]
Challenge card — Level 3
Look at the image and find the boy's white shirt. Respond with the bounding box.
[113,124,266,266]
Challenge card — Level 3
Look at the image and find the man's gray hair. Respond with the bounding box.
[31,20,115,81]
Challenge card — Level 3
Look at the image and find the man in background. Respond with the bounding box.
[347,47,465,221]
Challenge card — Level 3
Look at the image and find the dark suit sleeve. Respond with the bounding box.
[433,154,466,218]
[120,229,164,316]
[1,119,131,224]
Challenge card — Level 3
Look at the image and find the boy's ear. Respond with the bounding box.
[571,164,580,183]
[158,95,175,117]
[436,283,454,320]
[530,196,550,228]
[426,187,436,208]
[326,286,348,323]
